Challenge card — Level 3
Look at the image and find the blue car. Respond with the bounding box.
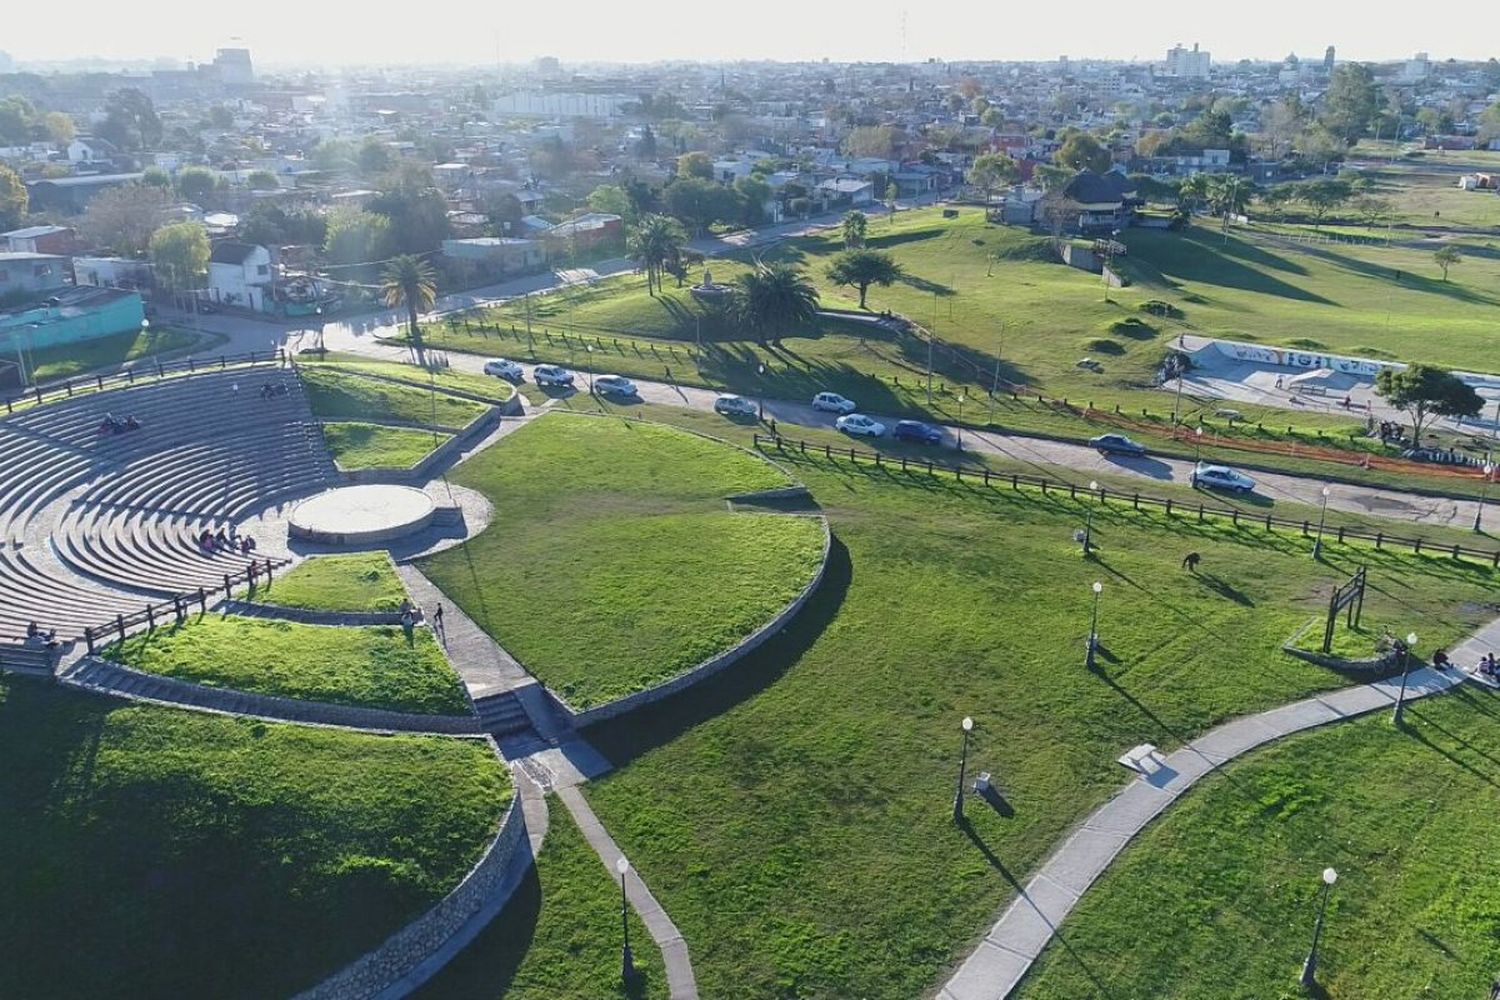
[893,420,943,444]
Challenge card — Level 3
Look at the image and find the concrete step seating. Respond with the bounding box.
[56,426,336,595]
[473,691,532,736]
[0,366,335,640]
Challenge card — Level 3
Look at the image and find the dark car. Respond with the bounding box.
[893,420,943,444]
[1089,433,1147,456]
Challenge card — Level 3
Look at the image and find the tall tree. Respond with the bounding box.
[826,249,903,308]
[1322,64,1379,144]
[175,166,220,204]
[41,111,74,145]
[968,153,1020,197]
[1375,363,1483,442]
[586,184,632,219]
[842,125,898,159]
[81,184,170,255]
[1433,245,1463,282]
[0,164,27,230]
[148,222,210,297]
[675,151,714,180]
[381,255,437,357]
[626,214,687,295]
[841,210,868,249]
[323,206,394,266]
[368,163,450,254]
[731,263,820,345]
[99,88,161,151]
[1054,132,1112,173]
[734,175,772,225]
[1297,178,1353,229]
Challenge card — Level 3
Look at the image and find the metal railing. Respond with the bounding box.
[3,349,287,415]
[79,556,290,654]
[752,432,1500,567]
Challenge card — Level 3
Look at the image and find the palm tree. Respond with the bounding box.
[381,254,437,358]
[826,250,902,309]
[841,210,868,249]
[732,262,820,345]
[627,214,688,296]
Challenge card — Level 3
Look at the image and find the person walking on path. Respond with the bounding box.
[433,603,445,643]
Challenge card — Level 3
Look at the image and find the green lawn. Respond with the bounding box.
[418,414,825,710]
[1016,686,1500,999]
[27,327,205,383]
[563,450,1497,999]
[106,616,470,715]
[305,356,517,403]
[0,676,509,998]
[322,420,450,470]
[415,802,666,1000]
[412,207,1497,496]
[299,366,490,429]
[261,552,410,613]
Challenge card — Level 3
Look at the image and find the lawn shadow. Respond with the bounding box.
[1198,573,1254,606]
[897,272,957,296]
[583,534,852,767]
[413,863,543,998]
[1103,454,1173,480]
[957,817,1122,999]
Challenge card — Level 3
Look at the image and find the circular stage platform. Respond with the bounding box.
[288,485,436,546]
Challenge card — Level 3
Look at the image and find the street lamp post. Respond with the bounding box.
[1313,485,1331,560]
[757,363,766,422]
[953,716,974,823]
[616,857,636,983]
[1086,581,1103,670]
[1193,425,1204,463]
[1476,461,1495,533]
[1392,631,1419,727]
[956,394,966,452]
[1299,867,1339,987]
[586,343,594,395]
[1083,480,1099,556]
[1172,363,1185,426]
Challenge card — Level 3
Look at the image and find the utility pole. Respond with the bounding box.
[988,323,1003,425]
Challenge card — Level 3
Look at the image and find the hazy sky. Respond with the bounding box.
[6,0,1492,68]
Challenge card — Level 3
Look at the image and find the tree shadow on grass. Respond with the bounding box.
[583,534,852,767]
[409,864,543,998]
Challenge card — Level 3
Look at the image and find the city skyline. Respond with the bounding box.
[5,0,1496,70]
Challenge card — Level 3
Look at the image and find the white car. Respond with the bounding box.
[533,364,575,387]
[594,374,638,396]
[835,413,886,437]
[812,391,857,415]
[482,358,524,381]
[714,394,758,417]
[1190,462,1256,494]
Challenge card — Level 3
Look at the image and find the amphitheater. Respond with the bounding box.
[0,362,339,654]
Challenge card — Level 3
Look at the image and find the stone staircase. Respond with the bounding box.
[473,690,531,736]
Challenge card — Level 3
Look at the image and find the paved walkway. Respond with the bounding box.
[557,785,699,1000]
[940,617,1500,1000]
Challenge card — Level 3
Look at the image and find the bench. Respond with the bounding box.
[1117,743,1165,777]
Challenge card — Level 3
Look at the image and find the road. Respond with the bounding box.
[312,336,1492,531]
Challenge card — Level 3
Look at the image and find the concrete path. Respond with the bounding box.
[939,626,1498,1000]
[557,785,699,1000]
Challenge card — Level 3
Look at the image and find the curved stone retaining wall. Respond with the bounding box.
[297,788,529,1000]
[64,656,480,735]
[570,513,832,728]
[219,599,406,626]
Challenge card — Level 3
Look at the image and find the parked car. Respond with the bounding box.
[714,394,758,417]
[482,359,525,381]
[1089,433,1147,456]
[835,414,886,437]
[1190,462,1256,493]
[812,391,857,414]
[594,374,638,396]
[533,364,575,387]
[892,419,942,444]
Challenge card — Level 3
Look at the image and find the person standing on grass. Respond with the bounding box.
[433,604,445,635]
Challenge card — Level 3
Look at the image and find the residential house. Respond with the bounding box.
[1060,170,1138,232]
[73,256,154,290]
[546,213,623,254]
[0,287,146,387]
[67,137,121,166]
[206,242,273,312]
[2,226,78,255]
[816,176,875,207]
[441,237,546,278]
[0,252,70,297]
[26,174,145,214]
